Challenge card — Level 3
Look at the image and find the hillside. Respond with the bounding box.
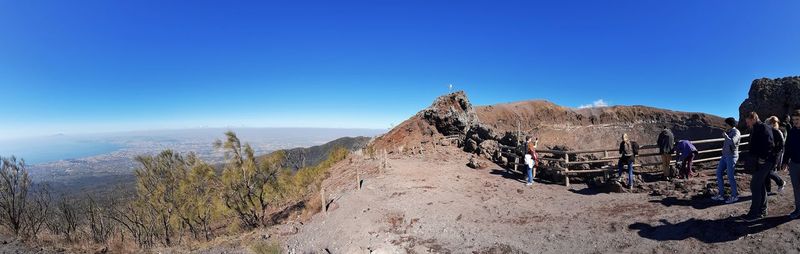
[372,91,726,166]
[271,79,800,253]
[277,136,372,171]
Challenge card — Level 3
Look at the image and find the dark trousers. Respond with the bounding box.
[765,168,785,193]
[766,151,786,192]
[680,153,695,178]
[789,162,800,214]
[749,161,775,217]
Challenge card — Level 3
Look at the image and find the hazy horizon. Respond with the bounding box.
[0,127,386,165]
[2,1,798,140]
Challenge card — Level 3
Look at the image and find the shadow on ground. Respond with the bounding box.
[650,195,753,210]
[489,168,561,185]
[489,169,526,183]
[630,216,792,243]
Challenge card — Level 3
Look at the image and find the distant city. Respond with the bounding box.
[0,128,385,181]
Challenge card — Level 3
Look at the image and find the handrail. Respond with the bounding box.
[501,133,752,187]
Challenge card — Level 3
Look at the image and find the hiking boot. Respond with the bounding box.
[525,182,532,186]
[742,214,765,222]
[711,195,725,201]
[725,196,739,204]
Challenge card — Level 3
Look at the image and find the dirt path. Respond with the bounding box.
[287,148,800,253]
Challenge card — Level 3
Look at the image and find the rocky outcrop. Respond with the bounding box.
[738,76,800,130]
[372,91,727,169]
[422,91,480,137]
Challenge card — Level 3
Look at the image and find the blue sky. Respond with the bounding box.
[1,1,798,139]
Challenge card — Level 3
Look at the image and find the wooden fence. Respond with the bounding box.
[500,134,750,187]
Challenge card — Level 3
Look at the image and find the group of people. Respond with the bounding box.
[615,127,699,189]
[520,109,800,222]
[654,126,701,181]
[727,111,800,222]
[616,110,800,222]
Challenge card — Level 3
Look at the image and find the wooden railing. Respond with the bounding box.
[500,134,750,187]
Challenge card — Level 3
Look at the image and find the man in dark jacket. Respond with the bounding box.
[782,110,800,219]
[657,126,675,180]
[765,116,786,194]
[742,112,775,222]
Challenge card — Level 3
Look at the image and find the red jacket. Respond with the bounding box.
[527,142,538,161]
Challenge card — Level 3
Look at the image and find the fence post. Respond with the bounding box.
[514,156,519,172]
[321,187,326,214]
[563,152,570,187]
[356,167,361,190]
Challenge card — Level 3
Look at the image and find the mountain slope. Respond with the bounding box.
[372,91,726,161]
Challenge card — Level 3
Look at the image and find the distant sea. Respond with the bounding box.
[0,138,122,165]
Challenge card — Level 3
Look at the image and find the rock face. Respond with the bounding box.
[422,91,480,137]
[371,91,727,169]
[738,76,800,130]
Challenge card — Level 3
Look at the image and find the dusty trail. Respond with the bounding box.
[287,147,800,254]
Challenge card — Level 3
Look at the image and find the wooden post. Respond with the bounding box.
[514,157,519,172]
[564,153,570,187]
[356,167,361,190]
[321,187,326,214]
[604,150,609,159]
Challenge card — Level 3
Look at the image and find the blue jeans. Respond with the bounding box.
[716,155,738,197]
[618,159,634,187]
[526,166,533,184]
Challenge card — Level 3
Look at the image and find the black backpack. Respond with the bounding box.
[631,141,640,156]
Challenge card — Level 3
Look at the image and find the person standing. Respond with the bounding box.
[782,110,800,219]
[524,136,539,186]
[765,116,786,195]
[657,126,676,180]
[741,112,775,222]
[618,133,635,189]
[675,140,698,179]
[712,118,741,203]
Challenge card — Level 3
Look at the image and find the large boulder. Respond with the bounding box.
[739,76,800,130]
[477,139,500,160]
[421,91,480,136]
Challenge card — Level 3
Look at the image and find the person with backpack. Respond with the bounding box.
[657,126,676,180]
[712,117,741,203]
[618,133,637,189]
[782,110,800,219]
[740,112,775,222]
[675,140,698,179]
[765,116,787,195]
[524,136,539,186]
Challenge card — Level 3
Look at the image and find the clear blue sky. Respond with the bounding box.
[1,1,798,139]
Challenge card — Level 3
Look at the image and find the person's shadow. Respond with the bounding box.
[489,168,525,183]
[629,216,792,243]
[650,195,753,210]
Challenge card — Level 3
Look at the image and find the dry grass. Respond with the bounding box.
[250,241,282,254]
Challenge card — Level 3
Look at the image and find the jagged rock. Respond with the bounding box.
[464,138,479,153]
[478,140,499,159]
[499,131,521,147]
[372,90,728,186]
[422,91,480,136]
[739,76,800,130]
[499,156,508,166]
[467,156,488,169]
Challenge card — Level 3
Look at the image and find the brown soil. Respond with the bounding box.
[284,146,800,254]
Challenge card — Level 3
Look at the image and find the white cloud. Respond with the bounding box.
[578,99,609,109]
